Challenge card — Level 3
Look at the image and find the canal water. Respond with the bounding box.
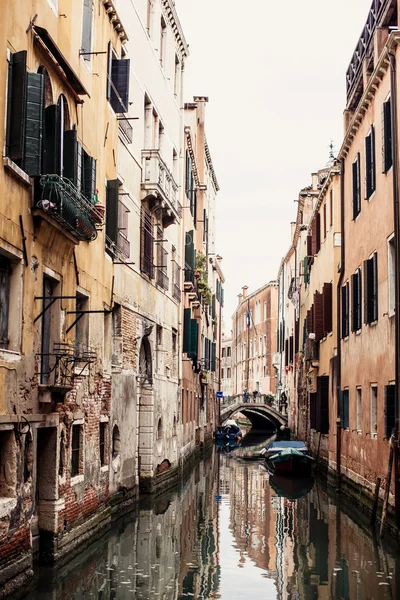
[20,435,400,599]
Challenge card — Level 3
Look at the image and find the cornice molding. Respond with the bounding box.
[205,136,220,192]
[184,127,201,188]
[102,0,128,43]
[162,0,189,61]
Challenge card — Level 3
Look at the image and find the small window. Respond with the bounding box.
[341,389,349,430]
[71,424,82,477]
[222,348,226,358]
[112,425,121,459]
[160,18,167,66]
[221,368,224,379]
[382,98,392,173]
[0,256,11,350]
[0,431,17,498]
[75,292,89,352]
[330,189,333,228]
[385,385,396,439]
[81,0,94,62]
[99,423,107,466]
[341,282,350,338]
[352,153,361,219]
[59,429,66,477]
[356,387,362,432]
[370,386,378,436]
[140,205,155,279]
[323,203,327,239]
[106,43,130,113]
[227,368,231,378]
[227,346,231,358]
[157,418,163,441]
[174,55,180,96]
[365,126,376,198]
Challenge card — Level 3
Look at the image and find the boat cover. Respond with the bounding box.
[269,447,315,463]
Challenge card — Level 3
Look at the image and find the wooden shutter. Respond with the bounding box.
[211,342,216,372]
[106,41,113,100]
[383,99,392,172]
[63,129,78,185]
[0,258,10,349]
[289,335,294,364]
[8,50,27,165]
[316,213,321,253]
[306,235,312,257]
[351,273,358,332]
[317,375,329,434]
[322,282,332,335]
[365,131,372,198]
[314,291,324,342]
[141,206,154,277]
[110,58,130,113]
[368,125,376,195]
[294,319,299,354]
[306,308,313,335]
[352,154,360,219]
[106,179,119,245]
[285,338,289,366]
[23,72,44,176]
[340,390,349,429]
[212,294,216,320]
[310,392,317,430]
[373,252,378,322]
[341,284,347,338]
[189,318,198,357]
[83,152,96,203]
[184,230,195,270]
[384,385,396,439]
[311,218,317,256]
[43,104,61,175]
[366,257,375,323]
[183,308,191,353]
[81,0,93,58]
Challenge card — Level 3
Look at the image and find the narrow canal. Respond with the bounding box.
[20,436,400,599]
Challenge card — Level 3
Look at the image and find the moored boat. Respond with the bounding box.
[214,420,242,442]
[260,440,314,475]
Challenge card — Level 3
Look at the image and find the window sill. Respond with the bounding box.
[371,433,378,439]
[356,429,362,435]
[100,465,109,473]
[369,320,378,327]
[70,474,84,486]
[366,190,376,202]
[0,349,21,362]
[355,329,362,336]
[3,157,31,187]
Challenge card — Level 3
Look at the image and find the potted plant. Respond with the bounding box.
[91,189,105,223]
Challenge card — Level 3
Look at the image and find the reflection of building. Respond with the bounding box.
[232,283,278,398]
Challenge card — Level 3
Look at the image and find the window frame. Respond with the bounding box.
[352,152,361,219]
[365,125,376,199]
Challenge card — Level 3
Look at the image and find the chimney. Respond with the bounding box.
[242,285,248,298]
[290,221,296,239]
[311,173,318,190]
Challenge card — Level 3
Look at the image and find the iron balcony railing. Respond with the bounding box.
[157,268,169,291]
[37,175,104,242]
[118,115,133,144]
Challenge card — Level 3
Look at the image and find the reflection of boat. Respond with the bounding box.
[216,438,240,454]
[261,440,314,474]
[214,420,242,442]
[269,472,314,500]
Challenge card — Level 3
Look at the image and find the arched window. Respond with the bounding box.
[112,425,121,459]
[157,418,163,441]
[37,66,53,107]
[139,337,152,384]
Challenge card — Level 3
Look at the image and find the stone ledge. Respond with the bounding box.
[3,157,32,187]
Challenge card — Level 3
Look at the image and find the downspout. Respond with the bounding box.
[389,50,400,526]
[336,157,345,491]
[246,298,250,392]
[218,297,222,425]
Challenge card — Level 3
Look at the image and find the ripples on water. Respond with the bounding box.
[20,434,400,599]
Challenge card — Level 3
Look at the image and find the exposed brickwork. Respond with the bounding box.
[121,307,137,371]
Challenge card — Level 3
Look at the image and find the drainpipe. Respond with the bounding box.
[336,157,345,491]
[389,50,400,526]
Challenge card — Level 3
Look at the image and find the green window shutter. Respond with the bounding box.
[183,308,191,353]
[110,58,130,113]
[106,179,119,246]
[106,41,113,100]
[43,104,61,175]
[83,151,96,203]
[184,230,195,270]
[373,252,378,322]
[212,294,216,320]
[8,50,27,165]
[23,72,44,176]
[189,318,198,357]
[63,129,78,185]
[211,342,216,372]
[221,287,224,308]
[384,385,396,439]
[81,0,93,59]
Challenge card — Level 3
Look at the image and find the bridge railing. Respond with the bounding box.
[220,393,285,414]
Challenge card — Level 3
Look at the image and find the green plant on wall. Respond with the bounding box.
[195,251,207,272]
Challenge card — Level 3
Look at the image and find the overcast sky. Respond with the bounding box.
[175,0,372,328]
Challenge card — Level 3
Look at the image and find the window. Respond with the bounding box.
[111,303,123,367]
[174,55,180,97]
[81,0,93,62]
[316,213,321,253]
[263,335,266,355]
[156,229,168,290]
[227,368,231,378]
[385,384,396,439]
[75,292,89,351]
[99,422,107,466]
[323,203,327,239]
[316,376,329,434]
[185,151,196,223]
[264,301,267,321]
[112,425,120,459]
[365,126,376,198]
[370,385,378,436]
[0,257,11,350]
[364,252,378,324]
[106,180,129,257]
[352,153,361,219]
[160,18,167,65]
[351,269,362,332]
[221,368,224,379]
[340,389,349,429]
[356,387,362,432]
[41,275,60,384]
[322,282,333,336]
[117,200,130,258]
[222,348,226,358]
[59,429,66,477]
[330,189,333,228]
[140,205,154,278]
[0,431,17,498]
[71,424,82,477]
[106,42,130,113]
[227,346,231,358]
[388,236,395,317]
[382,97,392,173]
[341,282,350,338]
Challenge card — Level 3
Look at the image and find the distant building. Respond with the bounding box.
[232,283,278,398]
[221,333,233,398]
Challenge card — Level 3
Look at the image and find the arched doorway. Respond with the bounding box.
[138,335,155,491]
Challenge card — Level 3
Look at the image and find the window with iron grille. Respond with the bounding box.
[172,259,181,301]
[99,422,107,466]
[117,200,130,258]
[365,125,375,198]
[140,206,154,278]
[364,252,378,324]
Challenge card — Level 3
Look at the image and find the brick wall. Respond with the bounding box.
[121,307,137,371]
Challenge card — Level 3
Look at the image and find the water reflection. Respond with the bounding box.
[21,445,400,600]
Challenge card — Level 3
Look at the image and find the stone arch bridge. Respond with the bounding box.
[220,397,288,431]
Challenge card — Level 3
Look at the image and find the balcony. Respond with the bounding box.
[34,175,104,243]
[141,150,180,227]
[346,0,397,109]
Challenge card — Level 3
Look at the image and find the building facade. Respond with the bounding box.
[221,332,233,399]
[232,283,278,399]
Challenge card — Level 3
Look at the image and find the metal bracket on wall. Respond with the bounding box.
[65,309,111,335]
[34,296,77,324]
[19,215,28,267]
